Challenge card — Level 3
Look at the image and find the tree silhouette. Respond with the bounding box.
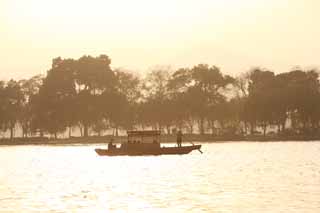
[1,54,320,141]
[0,80,24,139]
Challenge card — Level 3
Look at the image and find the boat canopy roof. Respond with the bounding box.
[127,130,161,137]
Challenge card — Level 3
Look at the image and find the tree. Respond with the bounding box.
[276,69,320,134]
[113,69,141,130]
[189,64,234,134]
[245,68,276,136]
[141,67,173,131]
[0,80,24,139]
[33,59,77,138]
[19,75,44,137]
[0,81,7,135]
[35,55,117,138]
[74,55,116,137]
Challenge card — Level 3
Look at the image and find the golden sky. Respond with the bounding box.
[1,0,320,80]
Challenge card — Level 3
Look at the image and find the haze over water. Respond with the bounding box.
[0,142,319,212]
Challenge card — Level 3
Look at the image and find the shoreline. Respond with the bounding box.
[0,135,319,146]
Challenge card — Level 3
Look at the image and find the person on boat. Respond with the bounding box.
[177,130,182,147]
[108,138,115,150]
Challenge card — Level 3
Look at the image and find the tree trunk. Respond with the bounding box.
[277,124,281,134]
[10,127,14,140]
[83,124,88,137]
[166,125,171,135]
[281,121,286,133]
[22,127,25,138]
[199,118,205,135]
[79,125,83,137]
[244,121,248,135]
[250,122,255,135]
[69,126,72,138]
[188,120,194,134]
[263,124,267,137]
[115,127,119,137]
[210,120,215,136]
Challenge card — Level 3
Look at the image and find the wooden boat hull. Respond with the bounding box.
[95,145,202,156]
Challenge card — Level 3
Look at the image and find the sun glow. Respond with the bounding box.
[4,0,264,39]
[1,0,320,80]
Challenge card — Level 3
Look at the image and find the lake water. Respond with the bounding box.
[0,142,319,212]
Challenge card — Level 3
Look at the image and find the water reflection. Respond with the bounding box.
[0,142,319,212]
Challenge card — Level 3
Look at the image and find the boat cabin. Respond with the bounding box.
[120,130,161,150]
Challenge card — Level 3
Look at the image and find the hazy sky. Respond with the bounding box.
[1,0,320,80]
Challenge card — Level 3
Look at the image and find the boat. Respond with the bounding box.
[95,130,202,156]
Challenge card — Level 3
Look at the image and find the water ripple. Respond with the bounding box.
[0,142,319,212]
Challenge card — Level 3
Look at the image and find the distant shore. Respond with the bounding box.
[0,134,319,146]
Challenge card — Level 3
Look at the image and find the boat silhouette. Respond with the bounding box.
[95,130,202,156]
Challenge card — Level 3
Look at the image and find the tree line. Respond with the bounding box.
[0,54,319,140]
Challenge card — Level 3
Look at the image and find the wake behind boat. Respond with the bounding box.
[95,130,202,156]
